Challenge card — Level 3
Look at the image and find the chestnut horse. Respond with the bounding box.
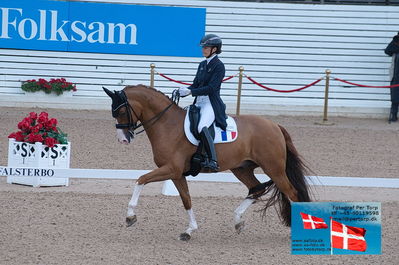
[103,85,311,241]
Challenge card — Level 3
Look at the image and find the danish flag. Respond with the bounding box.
[300,212,328,229]
[331,219,367,252]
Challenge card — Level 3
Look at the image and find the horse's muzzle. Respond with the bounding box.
[117,129,132,144]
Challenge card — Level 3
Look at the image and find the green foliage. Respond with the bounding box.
[22,78,77,95]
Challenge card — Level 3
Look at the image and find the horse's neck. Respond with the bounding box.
[138,92,185,145]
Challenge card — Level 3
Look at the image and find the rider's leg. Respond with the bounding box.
[199,127,219,171]
[197,102,218,171]
[197,101,215,133]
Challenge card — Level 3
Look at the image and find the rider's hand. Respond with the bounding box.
[178,87,191,97]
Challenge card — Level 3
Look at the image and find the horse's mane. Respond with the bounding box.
[124,84,183,109]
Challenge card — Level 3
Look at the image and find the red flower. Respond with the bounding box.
[29,112,37,120]
[31,123,43,133]
[37,112,49,124]
[9,111,67,147]
[44,118,57,131]
[36,134,44,142]
[8,131,25,142]
[44,137,58,147]
[17,119,31,132]
[27,133,44,144]
[38,78,47,85]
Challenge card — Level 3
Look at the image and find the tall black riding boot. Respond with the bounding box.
[200,127,219,172]
[389,103,398,123]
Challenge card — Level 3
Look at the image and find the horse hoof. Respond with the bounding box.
[235,221,245,234]
[179,233,191,241]
[126,215,137,227]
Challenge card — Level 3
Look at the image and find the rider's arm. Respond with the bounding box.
[188,63,202,90]
[190,63,225,96]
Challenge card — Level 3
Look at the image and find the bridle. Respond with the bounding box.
[113,90,174,137]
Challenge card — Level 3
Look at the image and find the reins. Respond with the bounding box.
[114,90,178,136]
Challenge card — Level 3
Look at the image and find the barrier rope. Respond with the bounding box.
[245,74,323,93]
[222,73,238,82]
[156,71,238,86]
[334,77,399,88]
[157,72,191,86]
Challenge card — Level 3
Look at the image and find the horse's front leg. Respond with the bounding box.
[126,183,143,226]
[172,178,198,241]
[126,165,175,227]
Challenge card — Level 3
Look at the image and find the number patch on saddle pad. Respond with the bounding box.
[184,110,238,146]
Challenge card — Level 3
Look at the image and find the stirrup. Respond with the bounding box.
[202,159,219,172]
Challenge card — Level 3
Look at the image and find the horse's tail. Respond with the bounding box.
[279,125,311,225]
[259,125,311,227]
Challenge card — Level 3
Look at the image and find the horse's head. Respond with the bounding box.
[103,87,141,145]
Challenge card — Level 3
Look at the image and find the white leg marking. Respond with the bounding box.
[127,184,144,217]
[185,209,198,235]
[234,198,255,225]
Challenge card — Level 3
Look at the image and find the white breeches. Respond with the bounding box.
[195,100,215,133]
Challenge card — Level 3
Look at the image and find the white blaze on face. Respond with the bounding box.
[116,128,129,144]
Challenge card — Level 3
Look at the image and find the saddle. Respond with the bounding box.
[183,105,238,177]
[184,106,238,146]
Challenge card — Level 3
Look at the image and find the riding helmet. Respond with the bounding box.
[200,34,222,54]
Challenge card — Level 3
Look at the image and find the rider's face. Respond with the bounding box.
[202,46,216,57]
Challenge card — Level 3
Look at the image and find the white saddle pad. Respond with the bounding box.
[184,109,238,146]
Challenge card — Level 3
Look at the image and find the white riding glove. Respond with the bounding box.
[178,87,191,97]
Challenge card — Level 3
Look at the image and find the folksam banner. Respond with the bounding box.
[0,0,205,57]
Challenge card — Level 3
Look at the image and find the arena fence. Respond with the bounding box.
[1,166,399,196]
[150,64,399,122]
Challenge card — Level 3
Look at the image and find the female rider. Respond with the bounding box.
[178,34,227,171]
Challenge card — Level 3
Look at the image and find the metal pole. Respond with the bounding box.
[322,69,331,122]
[315,69,334,125]
[236,66,244,116]
[150,63,155,88]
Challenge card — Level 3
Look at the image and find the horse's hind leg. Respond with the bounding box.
[260,160,298,202]
[172,177,198,241]
[231,161,262,234]
[257,160,298,226]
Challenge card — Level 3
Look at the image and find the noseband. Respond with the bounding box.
[113,90,174,136]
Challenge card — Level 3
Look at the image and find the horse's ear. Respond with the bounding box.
[103,87,115,98]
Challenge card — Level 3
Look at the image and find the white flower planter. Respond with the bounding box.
[7,138,70,187]
[24,90,73,98]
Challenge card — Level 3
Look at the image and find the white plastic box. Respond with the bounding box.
[7,138,70,187]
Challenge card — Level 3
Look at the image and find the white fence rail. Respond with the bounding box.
[2,166,399,192]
